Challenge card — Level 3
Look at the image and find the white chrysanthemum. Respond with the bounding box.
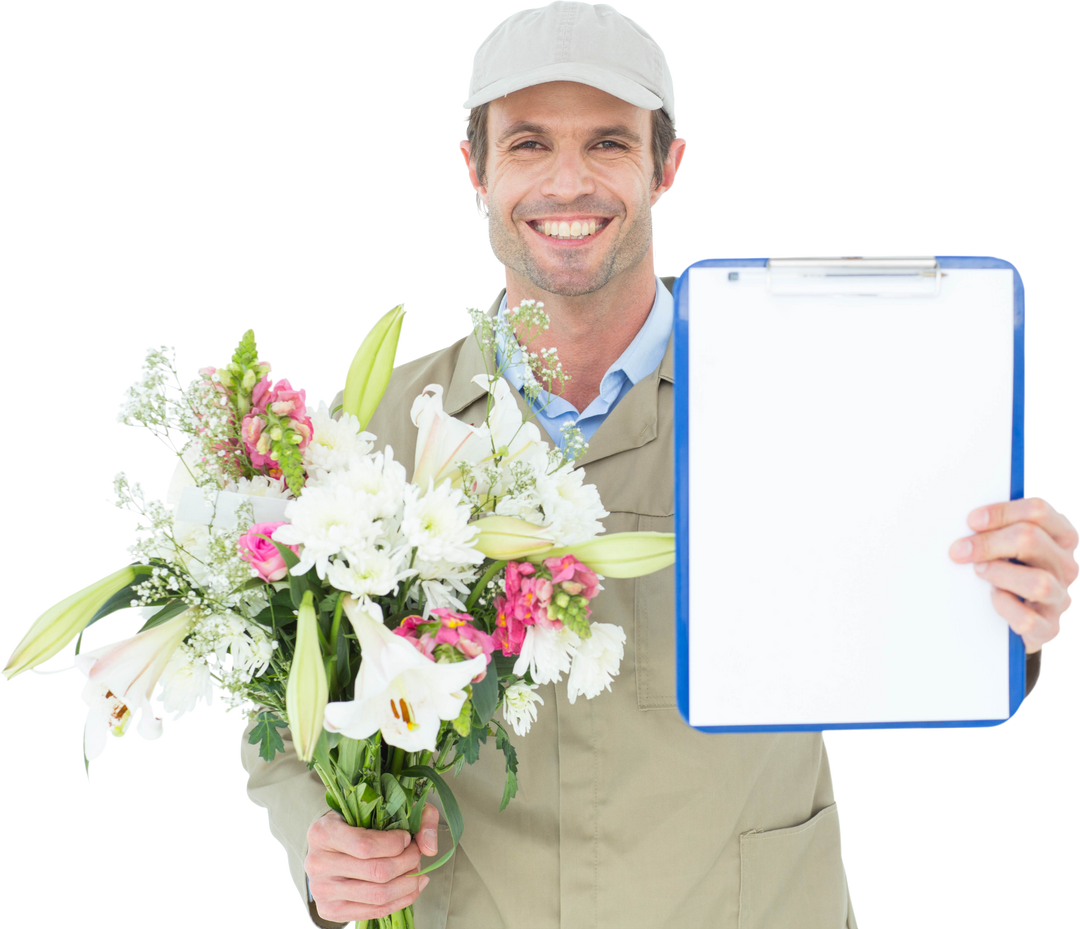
[513,624,580,686]
[539,464,609,546]
[502,680,544,736]
[158,649,213,717]
[274,483,381,578]
[303,402,375,481]
[566,622,626,704]
[402,480,483,566]
[330,448,407,520]
[414,573,476,616]
[326,546,415,600]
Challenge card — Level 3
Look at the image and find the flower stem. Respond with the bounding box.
[465,560,506,611]
[390,746,405,777]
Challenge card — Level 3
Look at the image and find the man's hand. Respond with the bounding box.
[305,804,439,924]
[950,497,1078,652]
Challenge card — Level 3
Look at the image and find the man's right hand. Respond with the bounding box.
[305,805,439,923]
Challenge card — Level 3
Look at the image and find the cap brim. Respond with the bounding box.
[464,61,664,113]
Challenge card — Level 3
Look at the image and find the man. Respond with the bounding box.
[242,4,1077,927]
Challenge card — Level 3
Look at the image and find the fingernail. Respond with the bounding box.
[423,828,437,850]
[950,537,976,557]
[419,876,430,891]
[970,508,990,529]
[974,562,988,574]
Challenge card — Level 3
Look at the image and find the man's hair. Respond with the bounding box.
[466,102,677,201]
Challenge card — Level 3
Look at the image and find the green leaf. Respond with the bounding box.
[337,736,364,782]
[470,665,498,725]
[407,784,431,834]
[491,649,517,679]
[494,723,519,812]
[247,711,288,762]
[400,764,464,875]
[313,729,333,773]
[453,722,487,766]
[325,788,343,816]
[381,772,409,822]
[137,598,190,632]
[86,564,156,628]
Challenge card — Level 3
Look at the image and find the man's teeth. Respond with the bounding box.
[539,219,600,239]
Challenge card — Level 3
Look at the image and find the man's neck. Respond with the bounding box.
[504,258,657,413]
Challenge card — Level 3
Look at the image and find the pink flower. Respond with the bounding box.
[238,522,297,582]
[544,554,600,600]
[493,595,528,656]
[502,561,561,630]
[394,609,496,682]
[243,371,315,475]
[395,615,437,660]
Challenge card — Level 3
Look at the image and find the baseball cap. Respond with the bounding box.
[464,2,674,121]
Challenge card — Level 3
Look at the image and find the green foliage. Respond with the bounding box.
[470,666,499,725]
[454,712,489,766]
[248,711,288,762]
[137,598,191,632]
[494,723,519,812]
[451,699,472,737]
[71,561,156,656]
[401,764,464,875]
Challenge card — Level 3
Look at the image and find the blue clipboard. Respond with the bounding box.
[673,253,1028,734]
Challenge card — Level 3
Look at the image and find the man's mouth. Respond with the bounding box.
[527,218,610,240]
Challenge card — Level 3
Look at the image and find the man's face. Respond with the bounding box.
[473,82,665,298]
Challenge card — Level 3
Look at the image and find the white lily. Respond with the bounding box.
[74,609,195,760]
[411,383,491,491]
[323,599,486,752]
[472,374,546,464]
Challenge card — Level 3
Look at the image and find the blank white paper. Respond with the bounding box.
[686,266,1015,727]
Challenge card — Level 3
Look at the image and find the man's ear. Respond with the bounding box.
[650,138,687,207]
[460,140,488,207]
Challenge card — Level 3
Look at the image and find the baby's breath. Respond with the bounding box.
[110,341,189,458]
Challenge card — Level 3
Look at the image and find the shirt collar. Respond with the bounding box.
[496,277,674,398]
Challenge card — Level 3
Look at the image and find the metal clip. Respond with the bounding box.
[766,257,942,297]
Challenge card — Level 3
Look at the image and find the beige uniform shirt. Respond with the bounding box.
[242,290,859,929]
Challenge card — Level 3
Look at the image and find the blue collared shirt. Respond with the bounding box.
[495,277,673,448]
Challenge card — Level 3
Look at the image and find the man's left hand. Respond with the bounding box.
[950,497,1079,652]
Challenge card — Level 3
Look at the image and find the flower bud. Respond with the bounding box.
[474,515,555,560]
[4,565,151,679]
[531,532,675,578]
[285,591,329,763]
[342,304,406,429]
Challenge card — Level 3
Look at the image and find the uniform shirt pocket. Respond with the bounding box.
[738,803,849,929]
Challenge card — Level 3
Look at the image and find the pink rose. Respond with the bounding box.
[237,522,296,582]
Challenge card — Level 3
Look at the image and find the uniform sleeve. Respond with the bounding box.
[1025,650,1041,696]
[240,718,347,929]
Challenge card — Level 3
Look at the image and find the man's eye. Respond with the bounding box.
[512,140,543,150]
[596,140,626,150]
[511,140,626,151]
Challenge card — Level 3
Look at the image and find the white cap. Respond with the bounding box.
[464,2,674,121]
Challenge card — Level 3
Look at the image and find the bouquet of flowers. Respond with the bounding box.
[4,303,674,929]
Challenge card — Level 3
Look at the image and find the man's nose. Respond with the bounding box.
[539,147,595,202]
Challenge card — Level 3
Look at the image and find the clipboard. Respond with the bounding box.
[673,257,1026,732]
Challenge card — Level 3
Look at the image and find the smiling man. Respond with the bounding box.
[473,77,679,422]
[242,4,1077,928]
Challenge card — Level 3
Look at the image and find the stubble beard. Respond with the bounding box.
[486,192,653,298]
